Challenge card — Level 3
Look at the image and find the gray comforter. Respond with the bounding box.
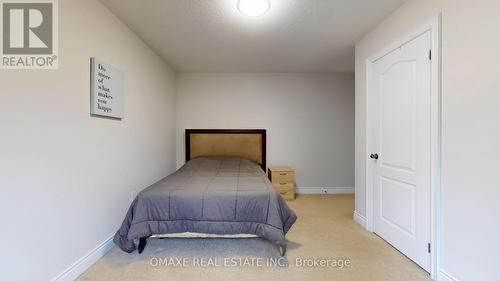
[114,156,297,254]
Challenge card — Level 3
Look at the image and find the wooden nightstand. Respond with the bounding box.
[268,166,295,200]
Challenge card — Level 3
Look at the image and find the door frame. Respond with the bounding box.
[364,14,442,279]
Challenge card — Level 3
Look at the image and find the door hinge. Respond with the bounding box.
[429,49,432,61]
[428,243,431,253]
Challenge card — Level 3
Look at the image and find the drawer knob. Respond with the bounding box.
[279,182,287,185]
[279,173,287,176]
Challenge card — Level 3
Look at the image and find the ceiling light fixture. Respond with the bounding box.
[237,0,270,17]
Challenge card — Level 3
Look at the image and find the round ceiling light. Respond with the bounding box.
[237,0,270,17]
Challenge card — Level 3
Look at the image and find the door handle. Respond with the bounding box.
[370,153,379,160]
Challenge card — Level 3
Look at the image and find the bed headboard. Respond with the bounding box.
[185,129,266,171]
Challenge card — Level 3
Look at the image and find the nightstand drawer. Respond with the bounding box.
[269,170,295,183]
[273,182,294,190]
[277,189,295,200]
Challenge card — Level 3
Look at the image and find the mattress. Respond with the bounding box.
[151,232,258,238]
[113,156,297,254]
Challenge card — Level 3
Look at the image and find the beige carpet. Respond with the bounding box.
[78,195,431,281]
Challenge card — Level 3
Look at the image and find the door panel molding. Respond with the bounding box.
[380,175,417,237]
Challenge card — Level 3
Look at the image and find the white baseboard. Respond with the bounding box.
[52,235,114,281]
[296,187,354,194]
[438,270,460,281]
[353,211,367,229]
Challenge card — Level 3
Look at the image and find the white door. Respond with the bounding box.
[371,31,431,271]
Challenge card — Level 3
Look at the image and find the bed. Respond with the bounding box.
[113,129,297,255]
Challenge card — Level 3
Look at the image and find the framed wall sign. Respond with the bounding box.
[90,57,124,119]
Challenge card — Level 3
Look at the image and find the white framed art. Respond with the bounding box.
[90,57,124,119]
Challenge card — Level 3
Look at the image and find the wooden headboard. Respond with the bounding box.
[185,129,266,171]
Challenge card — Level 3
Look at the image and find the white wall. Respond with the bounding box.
[175,73,354,191]
[355,0,500,280]
[0,1,176,280]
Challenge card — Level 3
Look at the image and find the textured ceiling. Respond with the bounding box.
[100,0,406,72]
